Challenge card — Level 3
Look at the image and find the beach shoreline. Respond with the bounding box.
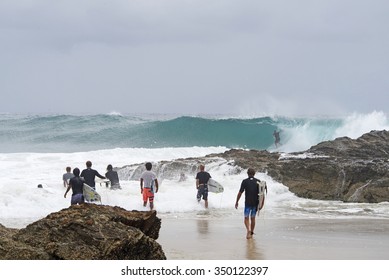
[158,216,389,260]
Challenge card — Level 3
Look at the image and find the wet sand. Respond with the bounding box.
[158,217,389,260]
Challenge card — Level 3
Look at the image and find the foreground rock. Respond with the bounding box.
[1,204,166,260]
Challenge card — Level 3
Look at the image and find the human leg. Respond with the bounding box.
[143,189,148,207]
[249,207,257,235]
[250,216,256,235]
[203,187,208,208]
[243,206,257,238]
[196,186,203,203]
[149,191,155,210]
[243,207,252,239]
[244,217,251,239]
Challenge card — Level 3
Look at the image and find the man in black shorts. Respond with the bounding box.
[195,164,211,208]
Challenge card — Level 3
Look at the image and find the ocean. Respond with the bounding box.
[1,111,389,229]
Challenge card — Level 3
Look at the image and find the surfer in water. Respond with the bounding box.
[62,166,74,188]
[140,162,159,210]
[80,161,106,190]
[273,130,281,148]
[196,164,211,208]
[64,168,85,205]
[105,164,121,189]
[235,168,261,239]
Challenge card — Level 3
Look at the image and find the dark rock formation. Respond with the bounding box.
[117,130,389,203]
[1,204,166,260]
[219,130,389,203]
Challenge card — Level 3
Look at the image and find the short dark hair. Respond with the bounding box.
[73,167,80,176]
[145,162,152,171]
[247,168,255,176]
[107,164,113,170]
[86,161,92,168]
[66,166,71,172]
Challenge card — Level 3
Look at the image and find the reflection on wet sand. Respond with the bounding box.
[246,238,265,260]
[197,219,209,235]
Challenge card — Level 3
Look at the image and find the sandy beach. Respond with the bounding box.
[158,216,389,260]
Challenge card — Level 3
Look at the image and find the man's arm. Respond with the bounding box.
[235,192,243,209]
[95,170,106,179]
[235,180,246,208]
[64,184,71,198]
[140,178,144,193]
[154,179,159,193]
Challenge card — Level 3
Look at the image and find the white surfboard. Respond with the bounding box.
[257,181,267,210]
[83,183,102,203]
[207,178,224,194]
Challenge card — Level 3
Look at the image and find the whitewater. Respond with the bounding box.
[1,111,389,229]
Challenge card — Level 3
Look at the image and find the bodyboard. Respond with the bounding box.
[257,181,267,210]
[207,178,224,193]
[83,183,102,203]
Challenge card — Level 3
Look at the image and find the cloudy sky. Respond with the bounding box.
[1,0,388,116]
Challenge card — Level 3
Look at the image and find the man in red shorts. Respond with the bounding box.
[140,162,159,210]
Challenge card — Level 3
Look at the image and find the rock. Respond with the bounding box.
[216,130,389,203]
[124,130,389,203]
[308,130,389,159]
[0,223,52,260]
[1,204,166,260]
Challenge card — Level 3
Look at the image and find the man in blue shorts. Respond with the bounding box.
[235,168,261,239]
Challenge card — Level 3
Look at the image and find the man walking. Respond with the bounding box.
[235,168,262,239]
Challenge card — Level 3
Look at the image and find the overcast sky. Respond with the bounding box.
[1,0,388,116]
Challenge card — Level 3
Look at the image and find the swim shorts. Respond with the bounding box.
[244,206,257,217]
[71,193,84,205]
[196,185,208,201]
[143,188,154,203]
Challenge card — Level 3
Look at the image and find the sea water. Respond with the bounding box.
[1,111,389,229]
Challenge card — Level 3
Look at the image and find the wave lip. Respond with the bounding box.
[0,111,388,153]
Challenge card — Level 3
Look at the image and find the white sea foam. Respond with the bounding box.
[1,147,388,229]
[273,111,389,153]
[278,152,330,160]
[334,111,389,139]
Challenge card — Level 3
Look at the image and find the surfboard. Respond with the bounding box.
[257,181,267,210]
[83,183,102,203]
[207,178,224,193]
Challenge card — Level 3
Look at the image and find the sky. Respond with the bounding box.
[1,0,388,116]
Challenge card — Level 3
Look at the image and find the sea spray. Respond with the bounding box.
[1,112,389,228]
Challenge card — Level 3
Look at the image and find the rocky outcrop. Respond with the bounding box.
[219,130,389,203]
[1,204,166,260]
[118,130,389,203]
[2,131,386,259]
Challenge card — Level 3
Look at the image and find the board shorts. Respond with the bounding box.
[71,193,84,205]
[244,206,257,218]
[197,185,208,201]
[143,188,154,203]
